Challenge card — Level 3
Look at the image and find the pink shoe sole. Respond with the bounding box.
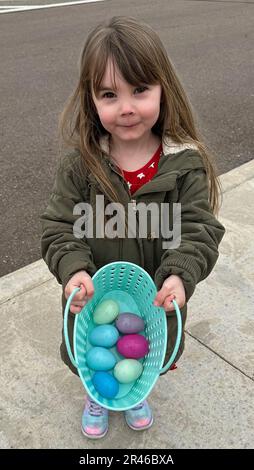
[81,425,108,439]
[125,415,154,431]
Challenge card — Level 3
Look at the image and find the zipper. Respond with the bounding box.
[108,160,132,198]
[108,160,145,268]
[119,238,123,261]
[130,198,137,212]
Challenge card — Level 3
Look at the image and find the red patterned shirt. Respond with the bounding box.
[122,143,162,195]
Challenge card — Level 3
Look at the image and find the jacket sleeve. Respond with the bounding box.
[40,158,97,288]
[154,168,225,302]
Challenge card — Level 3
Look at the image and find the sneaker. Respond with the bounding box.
[81,397,108,439]
[124,400,153,431]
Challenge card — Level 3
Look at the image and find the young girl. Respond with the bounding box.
[41,16,225,439]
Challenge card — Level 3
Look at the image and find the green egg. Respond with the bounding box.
[93,299,119,325]
[114,359,143,384]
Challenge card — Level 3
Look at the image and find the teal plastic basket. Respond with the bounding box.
[64,261,182,411]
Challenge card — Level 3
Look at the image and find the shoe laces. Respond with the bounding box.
[132,401,145,411]
[88,399,104,416]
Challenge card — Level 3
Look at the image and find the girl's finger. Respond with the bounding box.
[163,295,176,312]
[153,285,170,306]
[70,304,83,314]
[164,302,175,312]
[73,284,87,301]
[82,278,94,299]
[71,300,86,307]
[65,285,85,301]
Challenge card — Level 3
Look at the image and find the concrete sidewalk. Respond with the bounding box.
[1,161,254,449]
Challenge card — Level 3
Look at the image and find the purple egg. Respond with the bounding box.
[115,313,145,334]
[117,334,149,359]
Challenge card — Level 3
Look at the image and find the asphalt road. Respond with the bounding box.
[0,0,253,277]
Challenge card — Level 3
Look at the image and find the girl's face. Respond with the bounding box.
[92,60,162,146]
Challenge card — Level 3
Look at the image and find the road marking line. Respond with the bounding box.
[0,0,106,14]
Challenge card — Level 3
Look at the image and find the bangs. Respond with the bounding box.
[91,36,160,97]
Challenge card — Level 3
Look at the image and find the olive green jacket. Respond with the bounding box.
[40,137,225,374]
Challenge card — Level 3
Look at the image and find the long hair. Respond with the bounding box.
[59,16,221,214]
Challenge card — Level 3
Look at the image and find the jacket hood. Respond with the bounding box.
[99,135,205,195]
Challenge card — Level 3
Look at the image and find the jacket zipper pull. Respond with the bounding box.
[131,199,137,211]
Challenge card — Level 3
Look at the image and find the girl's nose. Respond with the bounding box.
[119,100,135,116]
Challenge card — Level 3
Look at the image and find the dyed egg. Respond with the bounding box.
[115,313,145,334]
[93,299,119,325]
[114,359,143,384]
[92,371,119,399]
[86,347,117,371]
[117,334,149,359]
[89,325,119,348]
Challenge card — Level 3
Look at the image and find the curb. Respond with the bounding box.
[1,159,253,303]
[219,159,254,194]
[0,259,54,305]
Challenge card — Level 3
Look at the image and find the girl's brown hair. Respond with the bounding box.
[59,16,221,214]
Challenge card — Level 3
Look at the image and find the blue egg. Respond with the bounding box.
[89,325,119,348]
[92,371,119,399]
[86,347,117,371]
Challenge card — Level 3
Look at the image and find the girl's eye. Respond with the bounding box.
[134,86,148,94]
[102,92,116,99]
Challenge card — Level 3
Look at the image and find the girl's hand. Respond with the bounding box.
[64,270,94,314]
[153,275,186,312]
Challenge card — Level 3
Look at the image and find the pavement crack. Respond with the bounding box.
[0,278,54,306]
[186,330,254,381]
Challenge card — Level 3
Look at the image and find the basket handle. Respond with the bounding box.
[63,287,81,370]
[159,299,183,375]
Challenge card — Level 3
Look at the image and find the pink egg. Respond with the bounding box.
[117,334,149,359]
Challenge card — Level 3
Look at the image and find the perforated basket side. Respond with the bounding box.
[73,262,168,410]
